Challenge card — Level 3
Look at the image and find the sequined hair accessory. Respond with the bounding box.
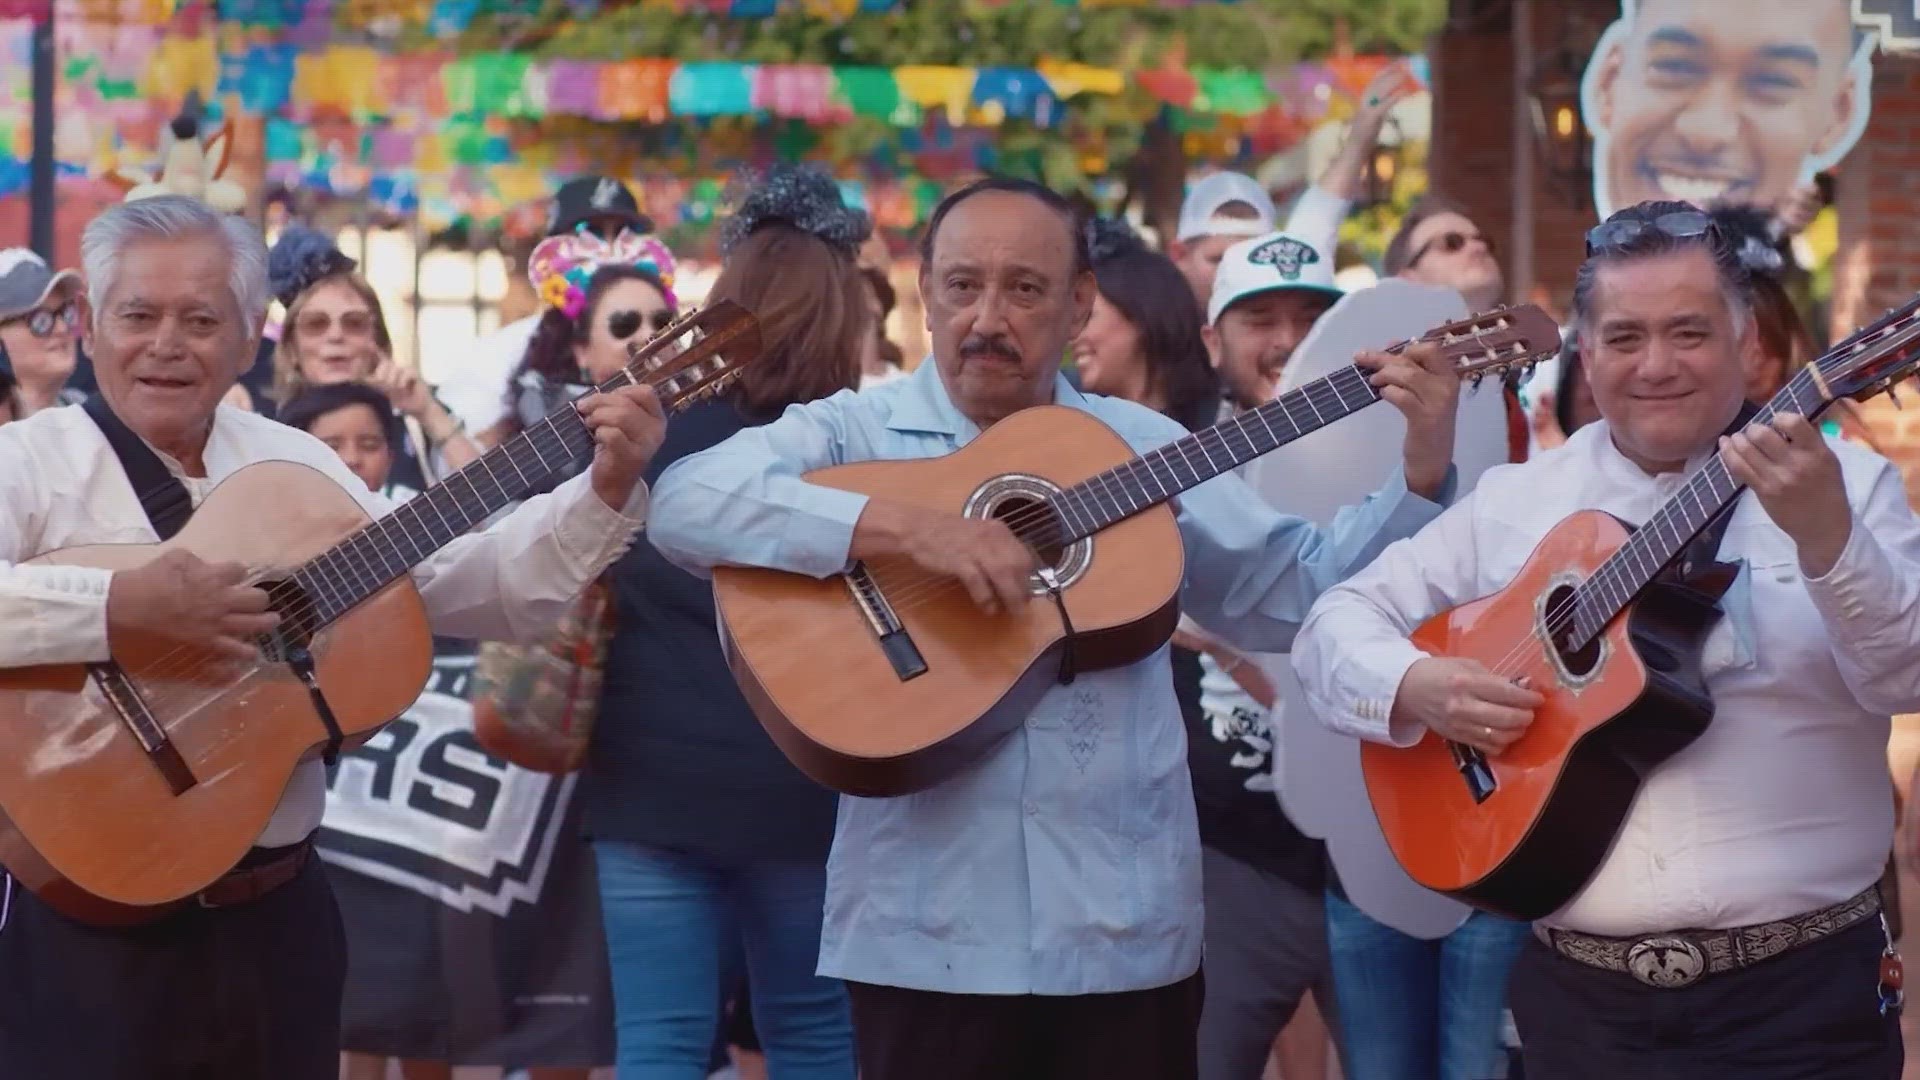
[718,163,871,259]
[527,227,679,321]
[268,225,357,309]
[1085,216,1145,263]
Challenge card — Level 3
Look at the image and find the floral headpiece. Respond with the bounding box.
[527,226,678,322]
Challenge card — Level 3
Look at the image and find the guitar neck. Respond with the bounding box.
[1050,364,1382,541]
[1561,367,1834,651]
[290,396,599,626]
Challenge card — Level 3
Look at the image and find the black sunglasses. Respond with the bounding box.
[606,308,675,342]
[3,302,77,338]
[1585,210,1718,257]
[1409,229,1494,267]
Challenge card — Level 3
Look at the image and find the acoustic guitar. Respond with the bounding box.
[713,306,1562,797]
[1361,297,1920,921]
[0,303,762,925]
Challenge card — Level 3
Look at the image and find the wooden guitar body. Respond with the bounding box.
[0,461,431,924]
[713,405,1185,797]
[1359,509,1734,921]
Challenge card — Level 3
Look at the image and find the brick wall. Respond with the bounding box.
[1834,51,1920,501]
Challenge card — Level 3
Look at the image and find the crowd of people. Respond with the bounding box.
[0,49,1913,1080]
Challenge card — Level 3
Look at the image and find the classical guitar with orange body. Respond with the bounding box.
[0,304,761,926]
[714,307,1561,797]
[1362,297,1920,921]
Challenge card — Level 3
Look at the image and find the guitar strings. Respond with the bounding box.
[111,309,750,700]
[834,372,1380,613]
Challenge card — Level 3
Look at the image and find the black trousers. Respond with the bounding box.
[1510,916,1903,1079]
[0,854,347,1080]
[848,970,1205,1080]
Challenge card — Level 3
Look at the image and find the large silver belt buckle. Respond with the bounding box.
[1624,936,1708,988]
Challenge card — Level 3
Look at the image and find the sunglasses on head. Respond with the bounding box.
[1584,210,1717,257]
[606,308,675,342]
[4,302,77,338]
[1409,229,1494,267]
[295,309,376,338]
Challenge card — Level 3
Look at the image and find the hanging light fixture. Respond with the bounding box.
[1527,42,1593,209]
[1360,117,1405,209]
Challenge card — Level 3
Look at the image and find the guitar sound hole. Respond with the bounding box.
[257,579,318,663]
[1545,584,1602,678]
[990,496,1067,570]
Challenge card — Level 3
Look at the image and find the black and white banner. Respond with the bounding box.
[317,642,614,1068]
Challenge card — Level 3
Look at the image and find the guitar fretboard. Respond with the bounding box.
[1559,305,1920,650]
[288,389,602,625]
[1048,364,1383,540]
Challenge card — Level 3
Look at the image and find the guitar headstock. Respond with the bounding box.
[1418,304,1562,385]
[618,300,764,412]
[1813,295,1920,407]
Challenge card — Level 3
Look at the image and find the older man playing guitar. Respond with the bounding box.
[1293,199,1920,1077]
[646,176,1471,1080]
[0,195,666,1079]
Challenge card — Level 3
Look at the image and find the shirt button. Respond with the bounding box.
[1024,802,1039,816]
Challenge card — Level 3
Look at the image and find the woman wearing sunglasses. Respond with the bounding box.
[0,248,84,419]
[487,229,679,454]
[266,226,480,489]
[585,163,869,1080]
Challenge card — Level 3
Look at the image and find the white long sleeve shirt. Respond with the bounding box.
[0,403,645,848]
[1292,420,1920,936]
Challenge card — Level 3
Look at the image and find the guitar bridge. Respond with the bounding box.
[89,663,197,797]
[844,561,926,681]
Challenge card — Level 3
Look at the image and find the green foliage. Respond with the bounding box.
[452,0,1446,208]
[508,0,1443,67]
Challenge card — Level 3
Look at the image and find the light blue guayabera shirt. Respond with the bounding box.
[648,360,1450,996]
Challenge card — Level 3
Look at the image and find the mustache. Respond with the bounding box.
[960,336,1021,363]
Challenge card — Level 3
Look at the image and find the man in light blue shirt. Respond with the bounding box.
[648,177,1462,1080]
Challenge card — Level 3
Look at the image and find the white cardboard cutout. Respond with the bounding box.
[1579,0,1877,221]
[1249,279,1511,939]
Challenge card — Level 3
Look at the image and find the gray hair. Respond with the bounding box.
[81,195,270,332]
[1570,201,1754,344]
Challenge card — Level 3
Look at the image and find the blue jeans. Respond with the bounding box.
[1325,888,1528,1080]
[593,841,854,1080]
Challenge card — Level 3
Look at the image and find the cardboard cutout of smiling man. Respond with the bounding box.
[1582,0,1876,219]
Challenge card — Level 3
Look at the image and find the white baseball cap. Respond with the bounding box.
[1207,230,1344,325]
[1176,172,1277,243]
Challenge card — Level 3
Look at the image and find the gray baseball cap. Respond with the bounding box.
[0,249,80,323]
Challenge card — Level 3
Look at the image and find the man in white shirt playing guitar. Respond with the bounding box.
[0,195,665,1079]
[1293,201,1919,1076]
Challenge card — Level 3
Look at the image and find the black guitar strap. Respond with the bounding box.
[79,397,350,771]
[82,396,195,541]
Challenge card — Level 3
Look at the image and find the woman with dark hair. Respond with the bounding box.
[857,265,906,389]
[1072,218,1221,433]
[488,230,679,449]
[585,163,868,1078]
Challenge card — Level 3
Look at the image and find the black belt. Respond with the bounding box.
[193,838,314,909]
[1535,887,1882,989]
